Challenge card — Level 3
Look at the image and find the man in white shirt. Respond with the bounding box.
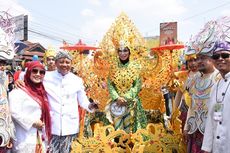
[45,50,98,153]
[202,29,230,152]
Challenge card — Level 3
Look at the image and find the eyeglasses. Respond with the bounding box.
[212,53,230,60]
[31,69,46,75]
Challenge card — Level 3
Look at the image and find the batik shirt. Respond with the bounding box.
[185,69,220,134]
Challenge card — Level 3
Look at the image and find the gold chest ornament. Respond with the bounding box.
[109,61,140,96]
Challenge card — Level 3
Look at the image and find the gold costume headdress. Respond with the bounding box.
[108,12,146,60]
[43,46,56,65]
[112,24,135,51]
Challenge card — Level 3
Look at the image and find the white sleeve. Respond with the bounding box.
[201,88,215,152]
[77,79,93,113]
[9,89,35,131]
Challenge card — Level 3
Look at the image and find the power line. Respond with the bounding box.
[28,29,74,45]
[30,21,84,40]
[182,1,230,21]
[9,7,97,43]
[30,22,77,42]
[145,1,230,33]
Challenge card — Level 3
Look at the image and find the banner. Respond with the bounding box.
[160,22,177,46]
[12,15,28,41]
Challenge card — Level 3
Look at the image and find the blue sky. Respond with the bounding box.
[1,0,230,49]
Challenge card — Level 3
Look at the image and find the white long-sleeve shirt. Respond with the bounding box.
[9,88,44,153]
[44,70,92,136]
[202,72,230,153]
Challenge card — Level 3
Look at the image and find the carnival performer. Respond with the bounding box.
[202,17,230,153]
[183,21,221,153]
[184,45,219,153]
[0,13,15,153]
[174,47,198,133]
[0,60,15,153]
[105,42,147,133]
[9,61,51,153]
[43,47,56,71]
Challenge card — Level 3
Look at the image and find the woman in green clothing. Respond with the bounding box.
[105,45,147,133]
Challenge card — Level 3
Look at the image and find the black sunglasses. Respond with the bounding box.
[212,53,230,60]
[31,69,46,75]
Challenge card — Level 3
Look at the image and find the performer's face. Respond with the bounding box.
[46,56,56,71]
[212,51,230,75]
[118,47,130,61]
[187,58,198,72]
[55,57,72,76]
[196,54,214,73]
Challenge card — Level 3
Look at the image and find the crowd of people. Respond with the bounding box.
[173,17,230,153]
[0,14,230,153]
[0,50,99,153]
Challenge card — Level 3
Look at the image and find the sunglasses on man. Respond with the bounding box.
[212,53,230,60]
[31,69,46,75]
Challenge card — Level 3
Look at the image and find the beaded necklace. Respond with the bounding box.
[216,78,230,103]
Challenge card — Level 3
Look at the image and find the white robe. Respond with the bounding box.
[9,89,45,153]
[202,72,230,153]
[44,70,92,136]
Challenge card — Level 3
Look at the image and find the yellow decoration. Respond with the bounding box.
[68,12,186,153]
[71,123,184,153]
[43,46,56,65]
[109,61,140,96]
[80,12,182,111]
[185,54,196,61]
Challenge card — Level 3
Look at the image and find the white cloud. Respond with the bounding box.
[81,9,95,17]
[77,0,187,44]
[88,0,102,6]
[80,16,114,43]
[0,0,30,16]
[109,0,186,18]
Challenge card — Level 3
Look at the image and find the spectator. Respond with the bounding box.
[9,61,51,153]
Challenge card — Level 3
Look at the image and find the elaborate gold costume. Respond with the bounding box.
[106,59,147,133]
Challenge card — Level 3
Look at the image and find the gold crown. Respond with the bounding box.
[111,13,136,51]
[43,46,56,64]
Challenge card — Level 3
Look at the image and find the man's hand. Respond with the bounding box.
[88,98,99,110]
[14,79,25,88]
[6,139,13,149]
[32,120,44,130]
